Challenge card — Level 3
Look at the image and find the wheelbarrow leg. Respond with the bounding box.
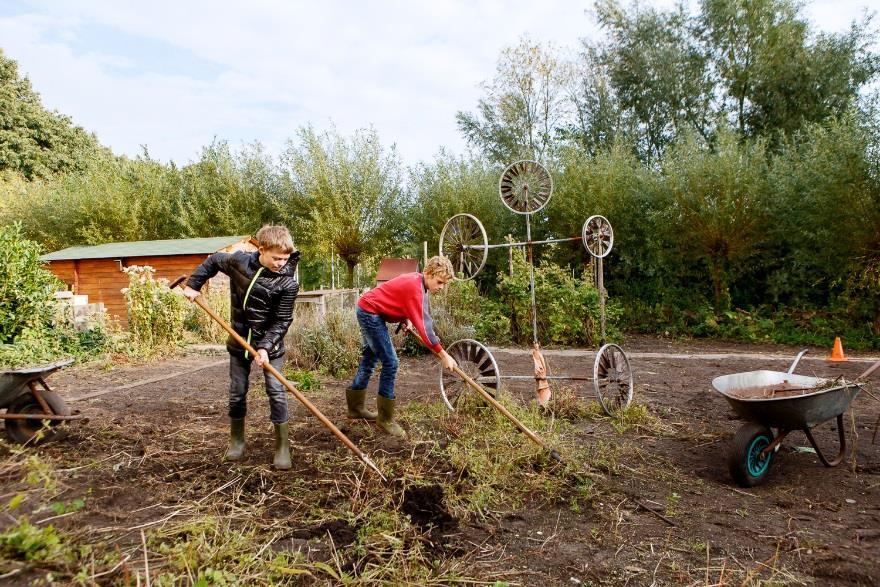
[802,414,847,467]
[27,380,55,415]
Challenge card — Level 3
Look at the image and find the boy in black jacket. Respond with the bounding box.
[184,225,300,469]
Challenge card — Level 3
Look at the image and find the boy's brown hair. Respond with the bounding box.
[255,225,295,254]
[424,255,455,281]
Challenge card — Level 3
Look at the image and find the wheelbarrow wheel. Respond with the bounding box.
[728,423,775,487]
[4,390,71,445]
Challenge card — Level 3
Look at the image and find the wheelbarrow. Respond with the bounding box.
[0,358,83,444]
[712,351,879,487]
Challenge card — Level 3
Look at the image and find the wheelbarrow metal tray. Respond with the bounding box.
[0,359,74,406]
[712,370,862,430]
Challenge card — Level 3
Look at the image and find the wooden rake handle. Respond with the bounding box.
[170,276,386,481]
[404,324,564,464]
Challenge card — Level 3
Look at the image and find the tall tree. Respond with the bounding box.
[457,37,570,164]
[561,44,633,156]
[700,0,879,139]
[661,128,771,311]
[596,0,714,163]
[283,126,407,286]
[0,49,100,180]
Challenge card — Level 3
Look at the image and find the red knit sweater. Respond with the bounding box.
[358,273,442,353]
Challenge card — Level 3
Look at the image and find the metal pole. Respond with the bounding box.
[599,256,606,346]
[465,235,582,251]
[507,234,514,276]
[526,214,538,346]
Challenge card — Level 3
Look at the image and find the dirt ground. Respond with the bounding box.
[4,335,879,585]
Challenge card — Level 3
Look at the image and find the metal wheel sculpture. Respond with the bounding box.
[439,213,488,280]
[582,215,614,258]
[440,339,501,411]
[593,343,634,415]
[498,160,553,214]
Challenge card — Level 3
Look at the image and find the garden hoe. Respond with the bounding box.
[402,324,565,464]
[170,276,386,482]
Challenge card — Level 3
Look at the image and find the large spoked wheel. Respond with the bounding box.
[5,390,71,444]
[728,423,776,487]
[440,339,501,411]
[440,213,488,280]
[593,344,633,416]
[498,160,553,214]
[582,215,614,258]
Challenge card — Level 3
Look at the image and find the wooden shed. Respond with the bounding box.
[41,235,255,325]
[375,258,420,285]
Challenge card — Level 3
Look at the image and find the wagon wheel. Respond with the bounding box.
[439,214,488,280]
[498,160,553,214]
[728,423,775,487]
[440,339,501,411]
[593,343,633,416]
[582,215,614,258]
[5,389,71,444]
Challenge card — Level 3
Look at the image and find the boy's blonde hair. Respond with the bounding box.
[424,255,455,280]
[255,225,295,254]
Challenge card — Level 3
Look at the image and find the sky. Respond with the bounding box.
[0,0,875,168]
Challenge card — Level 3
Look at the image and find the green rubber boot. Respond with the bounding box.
[273,422,292,470]
[345,388,377,420]
[376,396,406,438]
[225,417,246,461]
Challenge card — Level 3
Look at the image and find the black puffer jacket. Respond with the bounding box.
[187,250,300,359]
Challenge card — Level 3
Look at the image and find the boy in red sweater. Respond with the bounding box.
[347,255,458,436]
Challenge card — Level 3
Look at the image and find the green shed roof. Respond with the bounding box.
[41,235,252,262]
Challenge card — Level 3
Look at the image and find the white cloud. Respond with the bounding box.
[0,0,874,167]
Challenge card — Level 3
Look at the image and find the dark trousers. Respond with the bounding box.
[228,353,288,424]
[350,306,399,399]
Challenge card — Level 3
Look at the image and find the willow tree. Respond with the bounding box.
[283,126,407,287]
[661,128,771,312]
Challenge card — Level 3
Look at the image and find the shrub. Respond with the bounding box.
[0,224,112,368]
[0,223,59,343]
[498,249,621,346]
[122,265,188,356]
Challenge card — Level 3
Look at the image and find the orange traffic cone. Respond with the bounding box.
[828,337,847,362]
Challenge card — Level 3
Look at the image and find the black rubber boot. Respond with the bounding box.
[376,396,406,438]
[273,422,292,470]
[225,417,246,461]
[345,387,377,420]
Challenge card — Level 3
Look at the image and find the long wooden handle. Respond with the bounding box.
[857,359,880,382]
[409,326,564,464]
[453,363,565,464]
[172,276,386,481]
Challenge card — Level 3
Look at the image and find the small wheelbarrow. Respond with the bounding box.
[712,351,879,487]
[0,358,83,444]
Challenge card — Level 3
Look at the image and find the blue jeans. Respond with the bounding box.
[228,353,288,424]
[350,307,399,399]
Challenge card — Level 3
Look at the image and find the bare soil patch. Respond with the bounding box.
[2,337,878,585]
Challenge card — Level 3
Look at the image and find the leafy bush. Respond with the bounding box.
[0,224,112,367]
[498,249,620,346]
[0,223,59,343]
[122,265,188,356]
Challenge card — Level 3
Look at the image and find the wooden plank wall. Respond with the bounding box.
[46,254,213,326]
